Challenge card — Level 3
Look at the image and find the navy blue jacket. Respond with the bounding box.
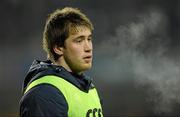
[19,60,101,117]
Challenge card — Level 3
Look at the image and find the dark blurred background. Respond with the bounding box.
[0,0,180,116]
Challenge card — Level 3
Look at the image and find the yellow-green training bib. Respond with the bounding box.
[25,75,103,117]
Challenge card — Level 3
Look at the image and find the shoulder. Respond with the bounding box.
[20,84,68,117]
[22,84,67,102]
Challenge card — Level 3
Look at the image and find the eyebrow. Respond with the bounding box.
[74,34,92,39]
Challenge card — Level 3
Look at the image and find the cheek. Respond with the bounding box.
[67,44,82,57]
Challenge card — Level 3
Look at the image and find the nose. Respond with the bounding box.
[84,39,92,52]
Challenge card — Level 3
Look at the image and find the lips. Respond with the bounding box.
[83,55,92,59]
[83,55,92,62]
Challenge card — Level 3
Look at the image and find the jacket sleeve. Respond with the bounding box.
[19,84,68,117]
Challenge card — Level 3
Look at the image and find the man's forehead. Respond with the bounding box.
[69,26,92,36]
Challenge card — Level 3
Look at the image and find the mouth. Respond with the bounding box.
[83,55,92,59]
[83,56,92,62]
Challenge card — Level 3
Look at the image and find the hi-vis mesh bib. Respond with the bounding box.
[25,75,103,117]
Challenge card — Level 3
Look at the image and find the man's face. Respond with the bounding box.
[62,26,93,73]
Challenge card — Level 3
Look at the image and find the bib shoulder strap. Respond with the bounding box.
[24,75,70,99]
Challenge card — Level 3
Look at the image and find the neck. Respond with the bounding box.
[54,58,83,75]
[54,58,71,72]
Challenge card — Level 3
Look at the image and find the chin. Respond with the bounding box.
[81,64,92,71]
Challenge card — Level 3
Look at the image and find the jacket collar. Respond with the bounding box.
[23,60,93,93]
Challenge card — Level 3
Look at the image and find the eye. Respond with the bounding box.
[75,38,83,43]
[88,37,92,41]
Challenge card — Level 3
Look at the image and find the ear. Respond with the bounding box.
[53,45,64,56]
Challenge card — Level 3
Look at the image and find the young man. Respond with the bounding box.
[20,7,103,117]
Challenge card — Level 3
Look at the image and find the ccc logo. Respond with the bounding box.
[86,108,102,117]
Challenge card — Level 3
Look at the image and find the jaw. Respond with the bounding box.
[71,63,92,74]
[54,55,92,74]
